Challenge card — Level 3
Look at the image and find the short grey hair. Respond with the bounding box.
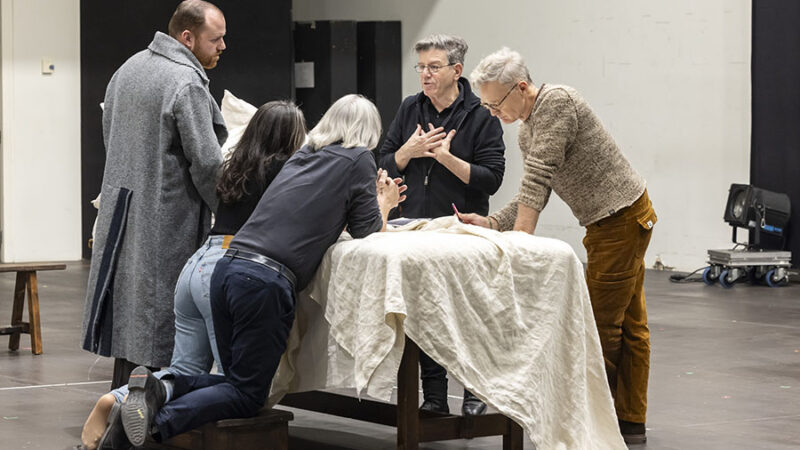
[414,34,468,65]
[307,94,382,151]
[470,47,533,90]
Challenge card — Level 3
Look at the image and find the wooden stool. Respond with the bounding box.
[152,408,293,450]
[0,262,66,355]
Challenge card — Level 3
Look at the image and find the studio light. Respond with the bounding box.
[723,183,791,250]
[699,184,793,288]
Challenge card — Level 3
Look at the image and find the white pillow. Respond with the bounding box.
[220,90,258,159]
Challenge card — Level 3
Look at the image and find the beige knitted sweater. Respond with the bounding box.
[491,84,645,229]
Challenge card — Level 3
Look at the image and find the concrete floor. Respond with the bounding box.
[1,261,799,449]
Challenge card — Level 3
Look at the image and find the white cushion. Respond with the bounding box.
[220,90,258,159]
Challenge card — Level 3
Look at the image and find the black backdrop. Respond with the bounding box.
[80,0,294,258]
[751,1,800,265]
[293,21,401,149]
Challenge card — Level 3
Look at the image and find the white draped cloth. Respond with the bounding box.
[269,216,626,450]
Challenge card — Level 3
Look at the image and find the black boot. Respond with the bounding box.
[420,352,449,414]
[420,398,450,414]
[619,419,647,444]
[121,366,166,447]
[420,378,449,414]
[461,389,487,416]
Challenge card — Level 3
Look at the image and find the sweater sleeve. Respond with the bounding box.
[466,113,505,194]
[517,89,577,212]
[489,193,519,232]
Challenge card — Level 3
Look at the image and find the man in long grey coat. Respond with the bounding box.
[82,0,227,387]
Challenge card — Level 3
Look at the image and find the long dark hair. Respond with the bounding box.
[217,100,306,204]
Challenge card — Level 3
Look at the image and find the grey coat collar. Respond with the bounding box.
[147,31,209,84]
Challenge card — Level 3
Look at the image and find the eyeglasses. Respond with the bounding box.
[481,83,518,112]
[414,63,455,74]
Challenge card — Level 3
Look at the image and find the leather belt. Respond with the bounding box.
[223,248,297,289]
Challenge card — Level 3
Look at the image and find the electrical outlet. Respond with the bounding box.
[41,58,54,75]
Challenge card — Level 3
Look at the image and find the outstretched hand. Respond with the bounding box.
[458,212,491,229]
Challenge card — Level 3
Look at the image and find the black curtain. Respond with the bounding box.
[357,21,402,152]
[294,21,358,130]
[751,0,800,264]
[293,21,402,153]
[80,0,294,258]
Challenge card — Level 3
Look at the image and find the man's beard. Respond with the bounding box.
[201,54,220,69]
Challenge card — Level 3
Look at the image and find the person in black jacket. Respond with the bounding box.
[378,34,506,416]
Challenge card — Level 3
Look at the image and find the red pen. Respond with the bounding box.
[451,203,463,222]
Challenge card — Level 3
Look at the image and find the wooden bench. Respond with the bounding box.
[150,408,293,450]
[0,262,66,355]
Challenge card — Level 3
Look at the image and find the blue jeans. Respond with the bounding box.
[153,255,295,440]
[110,235,227,402]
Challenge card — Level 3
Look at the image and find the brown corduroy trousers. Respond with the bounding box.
[583,190,656,424]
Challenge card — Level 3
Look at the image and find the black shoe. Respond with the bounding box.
[420,398,450,414]
[619,420,646,444]
[461,390,487,416]
[420,375,449,414]
[121,366,166,447]
[97,402,131,449]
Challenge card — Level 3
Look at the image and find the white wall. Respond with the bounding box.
[294,0,752,270]
[0,0,82,262]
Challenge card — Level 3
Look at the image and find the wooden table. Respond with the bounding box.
[0,262,66,354]
[280,337,524,450]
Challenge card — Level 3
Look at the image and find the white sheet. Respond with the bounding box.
[270,216,626,450]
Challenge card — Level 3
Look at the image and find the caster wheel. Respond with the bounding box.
[719,270,734,288]
[765,269,788,288]
[702,267,717,285]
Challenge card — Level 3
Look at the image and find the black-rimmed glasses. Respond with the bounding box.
[481,83,518,111]
[413,63,455,74]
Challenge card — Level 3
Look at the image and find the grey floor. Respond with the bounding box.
[1,261,799,449]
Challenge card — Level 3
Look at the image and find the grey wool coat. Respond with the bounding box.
[82,32,226,367]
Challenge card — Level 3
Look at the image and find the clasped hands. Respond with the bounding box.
[376,169,407,209]
[399,123,457,164]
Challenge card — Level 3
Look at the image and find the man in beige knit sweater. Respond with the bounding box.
[460,47,657,445]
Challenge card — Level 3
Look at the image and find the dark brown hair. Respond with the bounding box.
[217,101,306,204]
[168,0,221,39]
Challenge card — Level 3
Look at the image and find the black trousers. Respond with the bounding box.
[420,350,448,400]
[153,256,295,440]
[420,351,480,403]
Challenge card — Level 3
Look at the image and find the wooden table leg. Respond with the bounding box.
[8,272,26,351]
[26,272,42,355]
[397,337,420,450]
[503,420,524,450]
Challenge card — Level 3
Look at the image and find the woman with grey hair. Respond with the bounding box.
[307,93,384,151]
[113,94,408,446]
[460,47,657,445]
[378,33,505,418]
